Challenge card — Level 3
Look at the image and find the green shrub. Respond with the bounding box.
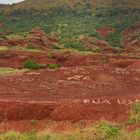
[24,60,41,70]
[47,63,61,69]
[106,32,123,48]
[47,52,53,59]
[126,101,140,125]
[63,41,86,51]
[53,45,61,50]
[26,44,35,50]
[132,101,140,114]
[92,46,101,53]
[130,128,140,139]
[95,122,121,139]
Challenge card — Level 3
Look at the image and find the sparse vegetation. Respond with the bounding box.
[94,121,121,139]
[47,63,61,69]
[47,52,53,59]
[26,44,36,50]
[0,45,43,53]
[130,128,140,140]
[0,46,8,51]
[30,119,38,126]
[0,68,25,75]
[62,41,86,51]
[126,101,140,125]
[0,121,139,140]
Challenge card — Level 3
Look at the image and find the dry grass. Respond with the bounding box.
[0,68,27,76]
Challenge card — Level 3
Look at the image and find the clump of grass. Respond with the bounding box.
[47,52,53,59]
[126,101,140,125]
[25,44,43,52]
[26,44,35,50]
[0,131,26,140]
[94,121,121,139]
[24,60,41,70]
[131,101,140,114]
[53,45,61,50]
[130,128,140,140]
[0,68,25,76]
[0,46,8,51]
[30,119,38,126]
[47,63,61,69]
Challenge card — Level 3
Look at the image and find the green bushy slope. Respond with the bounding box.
[0,0,140,48]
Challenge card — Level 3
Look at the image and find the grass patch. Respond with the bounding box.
[0,124,128,140]
[0,68,26,76]
[94,121,121,140]
[1,120,140,140]
[26,44,36,50]
[125,101,140,125]
[24,44,43,52]
[51,48,95,56]
[47,52,53,59]
[130,128,140,140]
[0,46,44,53]
[0,46,8,51]
[23,48,43,53]
[47,63,61,69]
[11,46,43,53]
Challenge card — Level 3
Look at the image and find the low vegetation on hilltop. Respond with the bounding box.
[0,0,139,49]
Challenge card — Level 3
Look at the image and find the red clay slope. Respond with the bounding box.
[0,52,140,123]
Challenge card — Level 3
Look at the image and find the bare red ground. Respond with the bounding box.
[96,26,115,40]
[0,50,140,131]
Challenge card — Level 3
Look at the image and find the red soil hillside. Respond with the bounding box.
[96,26,115,40]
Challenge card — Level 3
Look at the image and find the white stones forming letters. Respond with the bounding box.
[83,99,139,106]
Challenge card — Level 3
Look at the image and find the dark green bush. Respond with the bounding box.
[24,60,41,70]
